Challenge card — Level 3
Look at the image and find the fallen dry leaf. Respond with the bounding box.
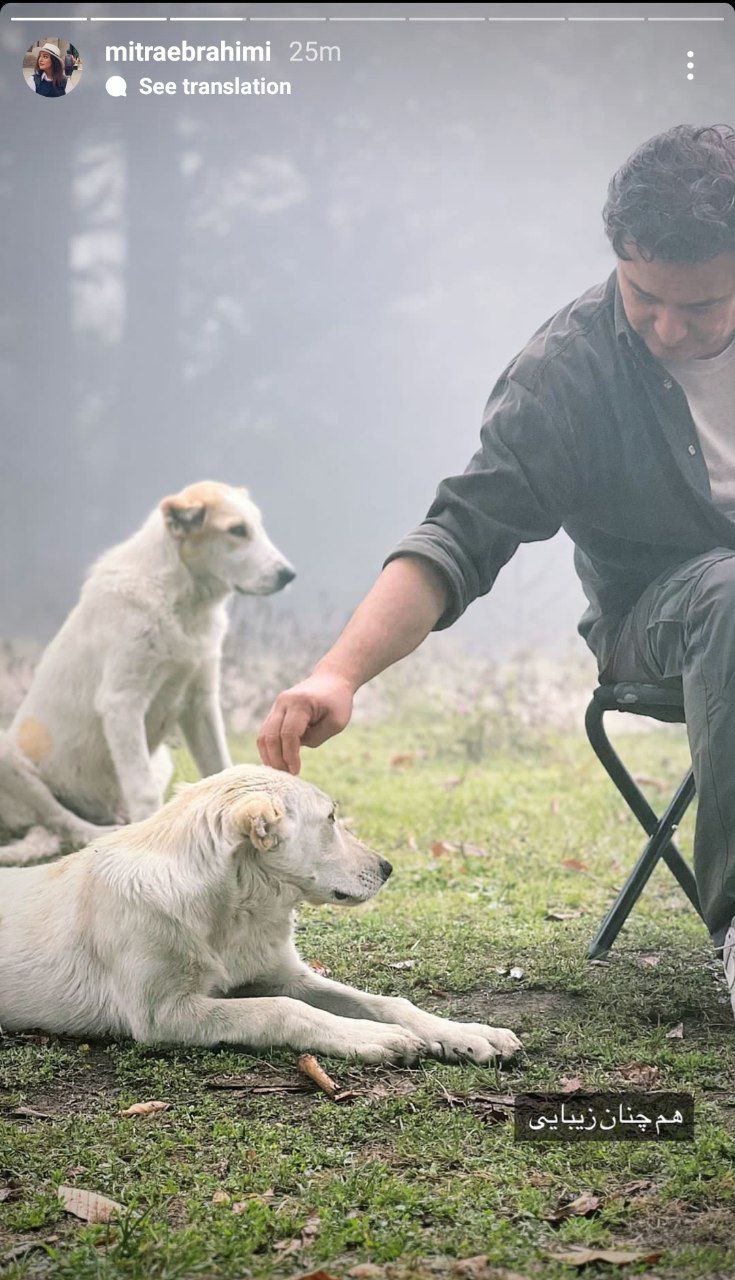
[0,1188,12,1202]
[561,858,589,873]
[462,843,490,858]
[528,1171,553,1187]
[275,1213,321,1258]
[636,953,661,967]
[666,1023,684,1039]
[212,1190,231,1206]
[406,833,419,852]
[288,1272,341,1280]
[508,966,525,980]
[390,753,415,768]
[119,1100,169,1118]
[430,840,457,857]
[231,1189,274,1213]
[307,959,331,977]
[297,1054,338,1099]
[560,1076,584,1093]
[544,1191,601,1223]
[388,959,415,970]
[616,1178,652,1198]
[545,908,585,921]
[546,1246,662,1267]
[347,1266,385,1279]
[231,1192,275,1213]
[618,1063,661,1088]
[11,1106,53,1120]
[57,1185,122,1223]
[550,797,560,814]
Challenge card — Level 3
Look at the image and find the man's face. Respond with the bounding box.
[617,246,735,361]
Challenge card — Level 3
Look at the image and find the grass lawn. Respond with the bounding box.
[1,715,734,1279]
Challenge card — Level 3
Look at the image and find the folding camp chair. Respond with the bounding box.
[585,683,704,959]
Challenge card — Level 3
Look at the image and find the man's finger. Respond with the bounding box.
[257,704,286,769]
[280,705,312,774]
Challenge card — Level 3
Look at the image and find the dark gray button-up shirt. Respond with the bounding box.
[384,268,735,670]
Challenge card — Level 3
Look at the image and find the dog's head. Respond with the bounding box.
[159,481,295,597]
[202,765,393,906]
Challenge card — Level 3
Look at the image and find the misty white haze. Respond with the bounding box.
[1,0,731,665]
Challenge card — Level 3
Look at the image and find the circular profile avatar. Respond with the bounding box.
[23,38,83,98]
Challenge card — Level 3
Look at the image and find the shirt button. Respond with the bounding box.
[688,444,696,456]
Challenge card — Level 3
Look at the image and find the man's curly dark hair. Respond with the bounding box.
[603,123,735,263]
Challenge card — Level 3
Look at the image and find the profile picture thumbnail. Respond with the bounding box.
[22,37,83,99]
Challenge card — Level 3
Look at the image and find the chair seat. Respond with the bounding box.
[594,682,685,723]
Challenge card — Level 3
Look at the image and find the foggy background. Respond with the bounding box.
[1,0,732,660]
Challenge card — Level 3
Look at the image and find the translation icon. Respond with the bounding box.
[106,75,127,97]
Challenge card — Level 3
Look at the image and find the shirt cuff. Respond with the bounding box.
[382,536,470,631]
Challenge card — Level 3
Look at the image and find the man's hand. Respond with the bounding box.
[258,672,355,774]
[257,557,448,774]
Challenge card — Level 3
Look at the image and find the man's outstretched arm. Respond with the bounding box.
[257,555,448,774]
[258,371,578,774]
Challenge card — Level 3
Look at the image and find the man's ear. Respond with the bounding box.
[160,496,207,541]
[230,793,285,852]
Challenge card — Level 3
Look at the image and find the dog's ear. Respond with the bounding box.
[230,793,285,853]
[160,496,207,541]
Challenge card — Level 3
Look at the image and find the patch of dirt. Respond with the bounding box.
[0,1035,122,1119]
[625,1202,735,1250]
[434,987,587,1032]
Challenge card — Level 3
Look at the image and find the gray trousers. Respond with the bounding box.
[600,548,735,951]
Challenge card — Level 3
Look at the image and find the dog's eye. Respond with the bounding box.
[228,523,249,538]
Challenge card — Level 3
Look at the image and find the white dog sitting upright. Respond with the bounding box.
[1,482,294,857]
[0,764,522,1065]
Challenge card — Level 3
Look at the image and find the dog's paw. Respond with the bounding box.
[341,1020,424,1065]
[418,1020,523,1064]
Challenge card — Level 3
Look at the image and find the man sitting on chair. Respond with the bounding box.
[258,123,735,1014]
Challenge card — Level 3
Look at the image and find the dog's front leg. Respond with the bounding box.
[271,967,522,1064]
[138,994,423,1064]
[96,690,161,822]
[178,665,231,776]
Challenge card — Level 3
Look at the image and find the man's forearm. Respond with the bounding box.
[313,555,449,691]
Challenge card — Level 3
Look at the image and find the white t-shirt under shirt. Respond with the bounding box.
[659,335,735,518]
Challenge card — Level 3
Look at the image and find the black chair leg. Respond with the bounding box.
[587,770,696,958]
[585,698,702,958]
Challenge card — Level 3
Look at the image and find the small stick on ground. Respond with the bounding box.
[297,1054,338,1099]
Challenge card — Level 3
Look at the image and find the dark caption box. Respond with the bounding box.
[514,1091,694,1141]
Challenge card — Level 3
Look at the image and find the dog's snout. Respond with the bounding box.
[379,857,393,881]
[275,564,296,590]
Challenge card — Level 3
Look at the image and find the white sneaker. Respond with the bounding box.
[723,918,735,1016]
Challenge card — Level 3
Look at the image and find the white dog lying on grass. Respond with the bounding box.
[1,481,294,862]
[0,764,522,1065]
